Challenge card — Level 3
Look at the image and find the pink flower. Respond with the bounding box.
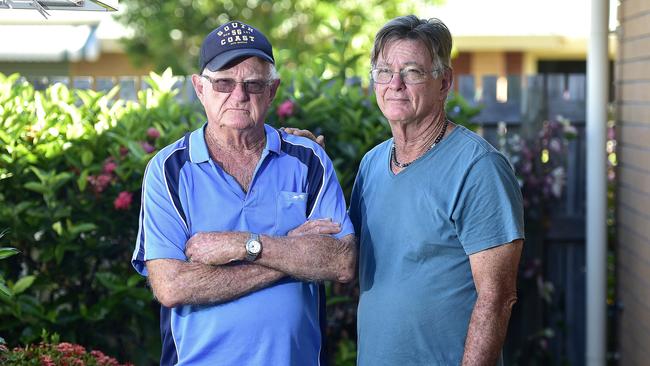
[277,100,295,119]
[119,146,129,157]
[147,127,161,140]
[607,126,616,140]
[608,170,616,182]
[40,355,55,366]
[88,174,112,194]
[91,350,106,358]
[57,342,85,356]
[114,191,133,210]
[103,161,118,175]
[141,141,156,154]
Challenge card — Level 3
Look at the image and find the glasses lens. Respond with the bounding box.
[213,78,236,93]
[402,69,426,84]
[203,76,268,94]
[371,69,392,84]
[244,80,267,94]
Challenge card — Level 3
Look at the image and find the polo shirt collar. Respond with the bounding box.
[188,122,281,163]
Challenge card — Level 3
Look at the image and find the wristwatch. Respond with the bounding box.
[245,233,262,262]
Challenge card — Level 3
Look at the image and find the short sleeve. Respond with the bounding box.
[131,157,190,276]
[452,152,525,255]
[307,150,355,239]
[348,155,367,236]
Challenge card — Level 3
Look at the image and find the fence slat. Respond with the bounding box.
[119,77,138,101]
[458,74,476,102]
[95,77,115,93]
[72,76,93,90]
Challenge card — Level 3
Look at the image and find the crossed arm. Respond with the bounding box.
[462,239,523,366]
[146,219,356,308]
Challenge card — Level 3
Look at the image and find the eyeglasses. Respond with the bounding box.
[370,67,441,85]
[201,75,271,94]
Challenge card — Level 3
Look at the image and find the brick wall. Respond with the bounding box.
[616,1,650,365]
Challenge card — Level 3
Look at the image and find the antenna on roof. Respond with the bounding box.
[0,0,117,19]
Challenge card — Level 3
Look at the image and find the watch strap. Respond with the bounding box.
[245,233,262,262]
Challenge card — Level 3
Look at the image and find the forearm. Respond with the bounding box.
[185,229,357,283]
[146,259,285,307]
[462,293,517,366]
[258,233,356,282]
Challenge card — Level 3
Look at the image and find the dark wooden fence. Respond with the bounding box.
[457,74,587,366]
[26,73,590,365]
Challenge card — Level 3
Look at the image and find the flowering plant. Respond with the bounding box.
[0,333,132,366]
[0,70,201,364]
[498,116,577,222]
[497,116,578,363]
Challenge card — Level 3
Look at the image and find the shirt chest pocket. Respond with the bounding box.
[273,191,308,235]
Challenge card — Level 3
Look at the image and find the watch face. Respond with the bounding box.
[247,240,261,254]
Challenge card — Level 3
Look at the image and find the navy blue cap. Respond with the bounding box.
[199,21,275,72]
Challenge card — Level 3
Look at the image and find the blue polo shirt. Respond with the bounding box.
[131,123,354,366]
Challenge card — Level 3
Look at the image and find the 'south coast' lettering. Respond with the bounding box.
[217,22,256,46]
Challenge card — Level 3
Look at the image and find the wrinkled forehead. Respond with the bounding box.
[376,38,433,67]
[204,56,271,77]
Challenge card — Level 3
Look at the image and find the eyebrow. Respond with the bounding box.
[205,75,267,81]
[375,61,424,68]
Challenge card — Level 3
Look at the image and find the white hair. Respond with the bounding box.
[268,63,279,80]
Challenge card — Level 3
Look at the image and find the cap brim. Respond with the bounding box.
[204,49,274,72]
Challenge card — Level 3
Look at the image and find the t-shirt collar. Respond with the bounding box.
[189,122,280,163]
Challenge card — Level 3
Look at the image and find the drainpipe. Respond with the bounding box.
[586,0,609,364]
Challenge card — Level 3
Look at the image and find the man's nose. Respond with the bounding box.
[388,72,405,90]
[230,82,250,101]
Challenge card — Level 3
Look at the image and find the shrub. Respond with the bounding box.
[0,332,132,366]
[0,69,202,364]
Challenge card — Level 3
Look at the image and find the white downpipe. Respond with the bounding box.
[586,0,609,364]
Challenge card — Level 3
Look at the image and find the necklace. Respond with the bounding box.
[391,119,449,168]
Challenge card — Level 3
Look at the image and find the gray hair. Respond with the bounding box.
[371,15,452,73]
[268,63,280,81]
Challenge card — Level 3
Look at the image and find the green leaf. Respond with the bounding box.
[0,282,12,298]
[54,244,66,264]
[68,222,97,238]
[77,169,89,191]
[302,96,328,113]
[81,150,94,166]
[0,247,19,260]
[52,221,63,236]
[13,201,34,214]
[96,272,122,291]
[127,274,143,287]
[12,275,36,294]
[28,166,49,182]
[23,181,49,195]
[51,172,73,191]
[326,295,351,306]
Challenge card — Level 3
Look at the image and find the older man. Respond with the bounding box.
[131,21,356,366]
[348,16,524,365]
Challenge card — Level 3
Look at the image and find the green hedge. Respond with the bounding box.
[0,70,202,364]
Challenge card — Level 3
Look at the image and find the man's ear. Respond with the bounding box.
[191,74,207,105]
[439,68,454,100]
[268,79,281,101]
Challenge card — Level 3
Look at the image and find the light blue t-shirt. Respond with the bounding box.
[349,125,524,366]
[132,123,354,366]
